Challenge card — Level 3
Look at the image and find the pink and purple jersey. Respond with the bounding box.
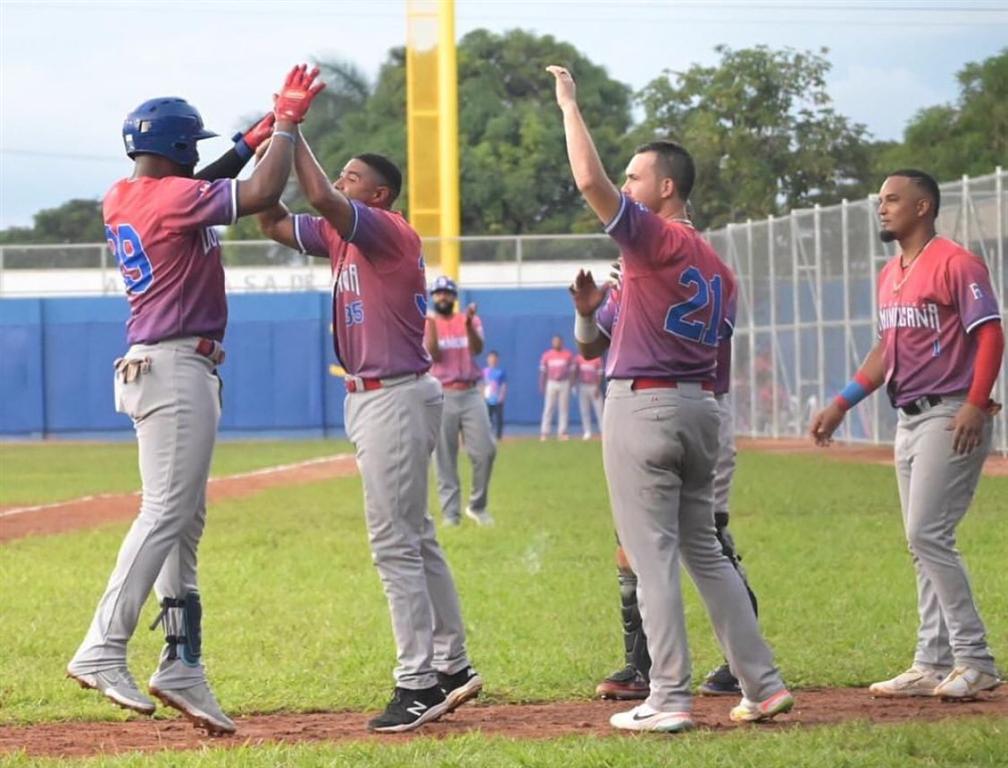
[540,348,575,381]
[103,176,237,344]
[596,284,732,395]
[427,313,484,384]
[293,203,431,379]
[575,354,604,386]
[602,194,737,381]
[877,236,1001,406]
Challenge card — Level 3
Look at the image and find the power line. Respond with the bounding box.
[1,148,124,163]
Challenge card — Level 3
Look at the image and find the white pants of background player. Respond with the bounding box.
[540,379,571,439]
[578,385,604,439]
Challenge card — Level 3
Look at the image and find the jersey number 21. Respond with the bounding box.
[664,266,723,346]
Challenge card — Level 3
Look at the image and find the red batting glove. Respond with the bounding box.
[242,113,275,151]
[274,64,326,123]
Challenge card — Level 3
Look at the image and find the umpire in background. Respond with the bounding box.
[425,276,498,526]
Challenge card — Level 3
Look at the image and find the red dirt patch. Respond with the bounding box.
[738,437,1008,476]
[1,688,1004,758]
[0,455,358,543]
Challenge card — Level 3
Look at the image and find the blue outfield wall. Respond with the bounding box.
[0,282,871,438]
[0,288,586,437]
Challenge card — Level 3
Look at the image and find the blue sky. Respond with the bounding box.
[1,0,1005,229]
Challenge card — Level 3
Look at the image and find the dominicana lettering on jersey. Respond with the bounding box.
[878,302,941,332]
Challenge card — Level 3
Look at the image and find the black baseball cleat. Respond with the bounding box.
[438,666,483,712]
[595,664,650,700]
[367,685,450,733]
[698,662,742,696]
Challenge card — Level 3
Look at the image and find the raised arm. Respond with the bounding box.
[546,66,621,226]
[235,65,325,217]
[294,132,356,237]
[465,304,484,356]
[195,113,275,182]
[570,268,611,360]
[424,315,442,362]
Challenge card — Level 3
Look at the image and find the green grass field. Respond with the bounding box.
[1,439,1006,766]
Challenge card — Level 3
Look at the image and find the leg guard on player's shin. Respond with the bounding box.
[618,568,651,680]
[714,514,759,618]
[150,592,202,666]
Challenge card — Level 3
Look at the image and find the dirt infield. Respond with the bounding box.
[0,454,358,543]
[1,688,1004,758]
[738,437,1008,476]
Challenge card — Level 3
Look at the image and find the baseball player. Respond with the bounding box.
[548,64,792,732]
[539,335,575,440]
[255,133,482,732]
[482,350,507,440]
[424,276,497,526]
[66,65,325,735]
[575,273,764,700]
[574,352,604,439]
[811,169,1004,699]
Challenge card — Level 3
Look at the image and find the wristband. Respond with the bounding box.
[232,135,253,161]
[574,312,600,344]
[834,372,873,411]
[272,130,296,143]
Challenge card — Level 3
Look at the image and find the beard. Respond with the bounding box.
[433,301,454,316]
[879,228,898,243]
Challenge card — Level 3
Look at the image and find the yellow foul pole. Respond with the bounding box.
[406,0,460,281]
[437,0,460,281]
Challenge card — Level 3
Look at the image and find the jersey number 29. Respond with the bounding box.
[105,224,154,295]
[664,266,723,346]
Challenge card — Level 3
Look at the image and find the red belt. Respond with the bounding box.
[631,377,714,392]
[345,372,422,393]
[443,381,477,391]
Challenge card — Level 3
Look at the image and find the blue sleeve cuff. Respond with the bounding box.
[233,134,253,161]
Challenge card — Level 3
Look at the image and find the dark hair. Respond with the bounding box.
[889,168,940,216]
[355,153,402,202]
[634,140,695,201]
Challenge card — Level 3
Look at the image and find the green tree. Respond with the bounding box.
[874,49,1007,181]
[633,45,873,229]
[0,198,104,244]
[275,30,632,237]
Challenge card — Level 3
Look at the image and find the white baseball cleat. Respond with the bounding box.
[150,680,236,735]
[465,506,494,526]
[869,666,946,697]
[933,667,1002,699]
[610,703,694,732]
[729,688,794,722]
[67,665,156,715]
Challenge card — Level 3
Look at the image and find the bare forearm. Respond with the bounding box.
[424,319,441,361]
[577,337,610,360]
[466,323,484,356]
[236,121,296,215]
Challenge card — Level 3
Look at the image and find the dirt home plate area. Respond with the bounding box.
[2,441,1006,758]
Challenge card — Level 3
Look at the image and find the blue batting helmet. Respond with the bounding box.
[122,97,218,168]
[432,275,458,294]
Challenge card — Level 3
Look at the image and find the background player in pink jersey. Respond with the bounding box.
[256,130,482,733]
[548,64,791,732]
[424,276,497,526]
[66,65,325,735]
[539,335,575,440]
[811,169,1004,700]
[572,268,765,701]
[573,352,604,440]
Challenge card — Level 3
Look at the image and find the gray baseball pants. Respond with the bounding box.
[602,379,785,712]
[434,386,497,523]
[69,337,220,688]
[541,379,571,438]
[345,373,471,689]
[894,395,997,676]
[578,385,604,438]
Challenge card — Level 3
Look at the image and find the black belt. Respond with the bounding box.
[900,394,942,416]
